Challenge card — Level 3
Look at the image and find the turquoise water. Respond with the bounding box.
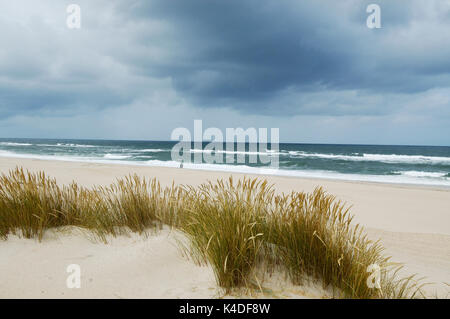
[0,138,449,187]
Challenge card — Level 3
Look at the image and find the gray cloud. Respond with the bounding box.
[0,0,449,144]
[112,0,450,114]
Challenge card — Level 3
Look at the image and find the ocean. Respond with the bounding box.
[0,138,449,187]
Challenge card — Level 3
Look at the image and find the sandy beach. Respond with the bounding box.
[0,157,449,298]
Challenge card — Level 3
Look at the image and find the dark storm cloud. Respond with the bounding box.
[0,0,450,118]
[121,1,353,99]
[111,0,450,114]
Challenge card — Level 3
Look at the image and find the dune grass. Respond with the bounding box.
[177,179,270,290]
[0,169,80,240]
[0,167,425,298]
[0,168,170,241]
[262,188,425,298]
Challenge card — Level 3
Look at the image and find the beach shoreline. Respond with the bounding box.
[0,152,449,191]
[0,157,449,298]
[1,139,449,188]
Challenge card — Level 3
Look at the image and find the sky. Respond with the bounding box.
[0,0,449,145]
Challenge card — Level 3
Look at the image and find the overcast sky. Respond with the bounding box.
[0,0,449,145]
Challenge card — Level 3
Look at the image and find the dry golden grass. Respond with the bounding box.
[177,178,269,291]
[263,187,425,298]
[0,167,426,298]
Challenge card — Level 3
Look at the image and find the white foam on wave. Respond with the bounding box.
[0,150,98,162]
[287,151,450,164]
[103,154,132,160]
[190,149,283,156]
[56,143,96,148]
[362,153,450,164]
[35,143,96,148]
[0,142,33,146]
[394,171,449,178]
[133,149,167,153]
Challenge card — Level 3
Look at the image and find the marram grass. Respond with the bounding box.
[177,179,269,290]
[262,188,426,298]
[0,167,426,298]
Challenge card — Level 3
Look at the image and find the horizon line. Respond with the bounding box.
[0,137,449,148]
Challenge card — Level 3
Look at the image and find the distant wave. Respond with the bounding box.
[56,143,96,148]
[35,143,96,148]
[133,148,167,153]
[0,150,96,162]
[188,148,450,165]
[362,154,450,164]
[0,142,32,146]
[287,151,450,165]
[0,150,136,165]
[394,171,449,178]
[103,154,132,160]
[190,149,283,156]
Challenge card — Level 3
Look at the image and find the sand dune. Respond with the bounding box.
[0,157,449,298]
[0,227,218,299]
